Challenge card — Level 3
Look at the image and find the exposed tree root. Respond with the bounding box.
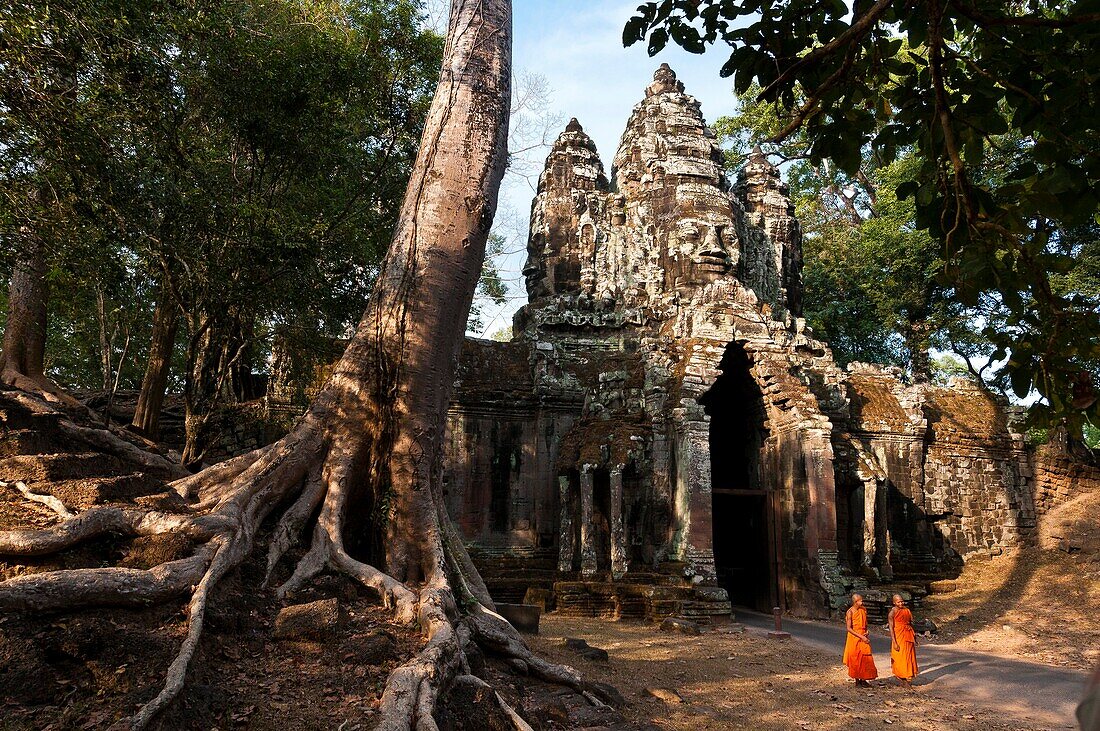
[0,422,609,730]
[0,546,215,612]
[2,479,72,519]
[0,367,83,410]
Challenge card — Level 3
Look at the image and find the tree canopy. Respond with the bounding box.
[625,0,1100,431]
[1,0,443,455]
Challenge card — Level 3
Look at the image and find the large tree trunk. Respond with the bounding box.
[0,230,76,405]
[1,235,48,380]
[0,3,610,729]
[132,289,179,439]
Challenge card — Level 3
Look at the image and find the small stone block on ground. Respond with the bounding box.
[659,617,700,635]
[645,687,683,704]
[562,637,609,661]
[523,587,556,613]
[496,603,541,634]
[273,598,340,642]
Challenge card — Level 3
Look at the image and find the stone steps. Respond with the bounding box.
[0,452,125,482]
[0,393,178,528]
[0,429,73,457]
[33,474,176,510]
[0,405,63,431]
[553,581,732,622]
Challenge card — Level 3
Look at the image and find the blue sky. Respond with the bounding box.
[513,1,736,171]
[427,2,741,335]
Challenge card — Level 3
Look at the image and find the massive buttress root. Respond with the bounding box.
[0,1,610,729]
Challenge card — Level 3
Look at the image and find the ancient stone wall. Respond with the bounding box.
[442,339,571,547]
[201,402,299,463]
[1033,444,1100,516]
[441,64,1060,619]
[840,365,1036,580]
[920,382,1034,558]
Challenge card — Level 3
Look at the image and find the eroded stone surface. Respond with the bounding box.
[441,65,1061,618]
[273,599,340,642]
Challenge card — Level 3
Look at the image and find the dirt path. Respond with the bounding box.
[737,609,1085,729]
[528,615,1078,731]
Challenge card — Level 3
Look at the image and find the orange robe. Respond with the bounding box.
[891,607,918,680]
[843,606,878,680]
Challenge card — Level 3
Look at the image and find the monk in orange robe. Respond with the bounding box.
[843,593,878,686]
[888,593,918,688]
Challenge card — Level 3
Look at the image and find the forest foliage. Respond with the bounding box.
[626,0,1100,431]
[0,0,443,457]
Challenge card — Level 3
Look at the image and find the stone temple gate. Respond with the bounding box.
[441,65,1036,619]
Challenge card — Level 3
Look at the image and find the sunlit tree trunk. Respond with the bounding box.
[132,287,179,438]
[0,6,606,730]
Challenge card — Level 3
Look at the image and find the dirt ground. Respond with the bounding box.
[528,615,1058,731]
[921,548,1100,671]
[0,567,421,731]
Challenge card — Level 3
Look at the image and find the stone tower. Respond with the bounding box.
[442,66,1035,620]
[519,63,802,330]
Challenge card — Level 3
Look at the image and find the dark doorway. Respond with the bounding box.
[712,492,774,610]
[700,342,766,491]
[700,342,776,611]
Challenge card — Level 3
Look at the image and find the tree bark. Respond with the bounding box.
[132,289,179,439]
[181,314,221,466]
[0,230,76,405]
[0,4,611,729]
[96,286,112,392]
[1,234,48,380]
[906,317,932,382]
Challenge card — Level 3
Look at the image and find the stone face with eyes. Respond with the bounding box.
[661,219,736,294]
[519,64,796,316]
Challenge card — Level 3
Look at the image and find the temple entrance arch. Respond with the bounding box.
[699,341,780,611]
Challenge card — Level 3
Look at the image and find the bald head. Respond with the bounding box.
[893,593,906,607]
[851,593,863,607]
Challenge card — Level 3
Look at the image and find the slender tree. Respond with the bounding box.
[131,285,179,438]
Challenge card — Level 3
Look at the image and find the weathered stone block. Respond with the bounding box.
[496,603,540,634]
[523,587,555,613]
[273,598,340,642]
[659,617,700,635]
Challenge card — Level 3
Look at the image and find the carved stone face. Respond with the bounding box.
[523,233,549,299]
[664,218,734,293]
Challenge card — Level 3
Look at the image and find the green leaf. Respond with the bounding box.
[648,28,669,56]
[623,16,648,47]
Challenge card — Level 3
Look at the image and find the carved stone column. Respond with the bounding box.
[862,478,877,571]
[558,474,575,573]
[579,463,598,577]
[610,464,628,578]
